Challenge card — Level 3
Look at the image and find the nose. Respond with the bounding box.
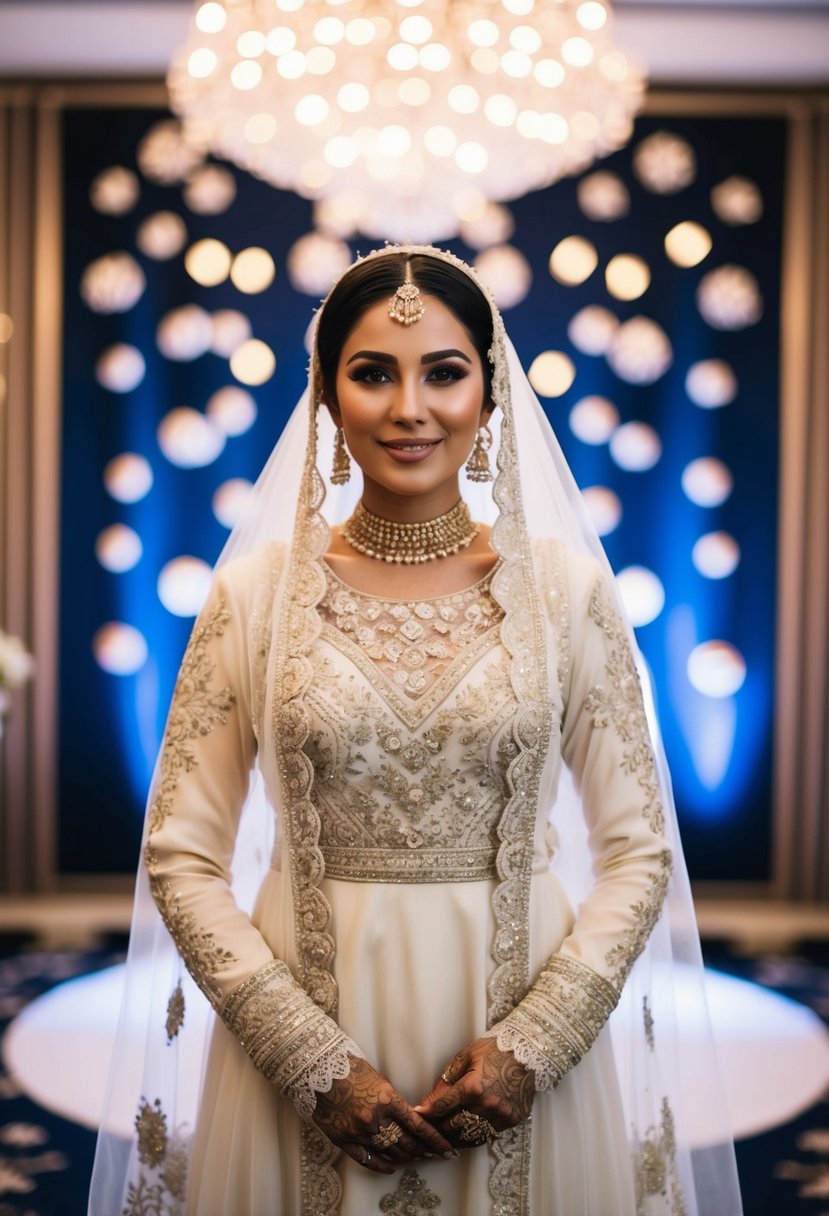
[388,373,424,426]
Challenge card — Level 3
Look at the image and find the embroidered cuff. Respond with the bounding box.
[221,960,364,1117]
[488,954,618,1091]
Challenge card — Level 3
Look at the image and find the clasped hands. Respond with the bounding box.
[311,1037,535,1176]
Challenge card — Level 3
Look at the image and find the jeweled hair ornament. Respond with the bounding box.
[388,261,426,326]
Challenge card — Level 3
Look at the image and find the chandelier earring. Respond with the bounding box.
[331,426,351,485]
[465,424,493,483]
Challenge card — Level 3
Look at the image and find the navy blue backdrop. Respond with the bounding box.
[59,102,785,882]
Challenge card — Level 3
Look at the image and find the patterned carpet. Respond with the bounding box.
[0,939,827,1215]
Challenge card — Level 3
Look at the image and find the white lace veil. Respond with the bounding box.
[89,245,742,1215]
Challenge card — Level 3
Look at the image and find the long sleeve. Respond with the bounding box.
[491,552,672,1091]
[144,548,361,1117]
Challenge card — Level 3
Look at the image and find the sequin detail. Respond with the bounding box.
[490,954,618,1090]
[123,1098,187,1216]
[307,578,517,883]
[634,1098,686,1215]
[165,982,185,1043]
[144,599,239,1006]
[379,1167,442,1212]
[584,577,673,990]
[221,960,362,1117]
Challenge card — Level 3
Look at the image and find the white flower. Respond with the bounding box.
[0,630,35,691]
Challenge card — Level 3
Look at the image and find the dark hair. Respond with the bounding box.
[316,253,494,405]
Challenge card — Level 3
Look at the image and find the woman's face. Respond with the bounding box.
[329,294,492,520]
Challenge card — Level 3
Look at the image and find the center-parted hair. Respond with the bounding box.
[315,253,494,406]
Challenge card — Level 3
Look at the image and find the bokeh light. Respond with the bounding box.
[95,524,143,573]
[157,557,213,617]
[607,317,672,385]
[185,238,232,286]
[213,478,255,528]
[697,265,763,330]
[567,306,619,356]
[711,176,763,226]
[206,385,258,436]
[692,531,741,579]
[528,350,576,397]
[549,236,598,286]
[609,421,662,471]
[577,170,629,221]
[230,247,276,294]
[605,254,650,301]
[95,344,146,393]
[569,395,619,444]
[93,622,148,675]
[103,454,153,503]
[157,305,213,361]
[157,407,226,468]
[230,338,277,385]
[688,641,747,698]
[616,565,665,627]
[287,232,352,295]
[582,486,622,536]
[89,166,139,215]
[686,359,738,408]
[183,164,238,214]
[473,244,532,308]
[682,457,733,507]
[80,253,146,314]
[136,211,188,260]
[665,221,712,268]
[210,309,252,357]
[633,131,696,194]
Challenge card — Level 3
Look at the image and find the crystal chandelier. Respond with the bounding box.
[169,0,645,241]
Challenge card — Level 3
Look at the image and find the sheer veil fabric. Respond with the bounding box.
[89,245,743,1215]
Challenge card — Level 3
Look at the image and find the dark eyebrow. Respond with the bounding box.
[344,348,473,366]
[346,350,397,365]
[421,349,471,365]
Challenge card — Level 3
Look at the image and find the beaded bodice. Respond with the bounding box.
[303,565,518,883]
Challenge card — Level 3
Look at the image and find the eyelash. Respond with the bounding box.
[349,363,470,385]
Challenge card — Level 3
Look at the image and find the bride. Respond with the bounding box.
[89,245,743,1215]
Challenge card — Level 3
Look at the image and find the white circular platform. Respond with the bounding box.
[3,963,829,1144]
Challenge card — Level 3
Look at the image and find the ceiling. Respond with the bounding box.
[0,0,827,84]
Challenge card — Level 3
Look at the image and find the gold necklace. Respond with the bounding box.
[342,499,479,564]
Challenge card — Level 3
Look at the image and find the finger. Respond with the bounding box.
[414,1053,469,1115]
[400,1108,458,1159]
[416,1080,470,1122]
[341,1143,395,1175]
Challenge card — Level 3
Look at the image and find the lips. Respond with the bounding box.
[379,439,442,451]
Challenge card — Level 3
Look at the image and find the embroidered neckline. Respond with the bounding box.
[322,555,501,605]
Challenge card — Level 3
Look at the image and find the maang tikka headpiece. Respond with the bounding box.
[388,261,426,326]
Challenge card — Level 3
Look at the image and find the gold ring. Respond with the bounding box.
[441,1070,454,1085]
[372,1120,404,1149]
[449,1110,499,1145]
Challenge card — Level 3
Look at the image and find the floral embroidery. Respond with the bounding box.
[135,1098,167,1167]
[305,596,518,883]
[165,982,185,1043]
[143,597,240,1005]
[221,960,362,1117]
[379,1167,442,1212]
[124,1097,188,1215]
[584,581,664,837]
[491,954,618,1090]
[146,601,236,838]
[584,578,672,991]
[634,1098,686,1215]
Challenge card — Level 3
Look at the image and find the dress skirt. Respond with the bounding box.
[185,864,638,1216]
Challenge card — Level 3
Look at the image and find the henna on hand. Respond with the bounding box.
[414,1038,536,1148]
[311,1055,457,1173]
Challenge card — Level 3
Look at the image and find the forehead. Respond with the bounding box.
[338,295,477,360]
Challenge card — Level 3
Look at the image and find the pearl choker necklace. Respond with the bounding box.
[342,500,479,564]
